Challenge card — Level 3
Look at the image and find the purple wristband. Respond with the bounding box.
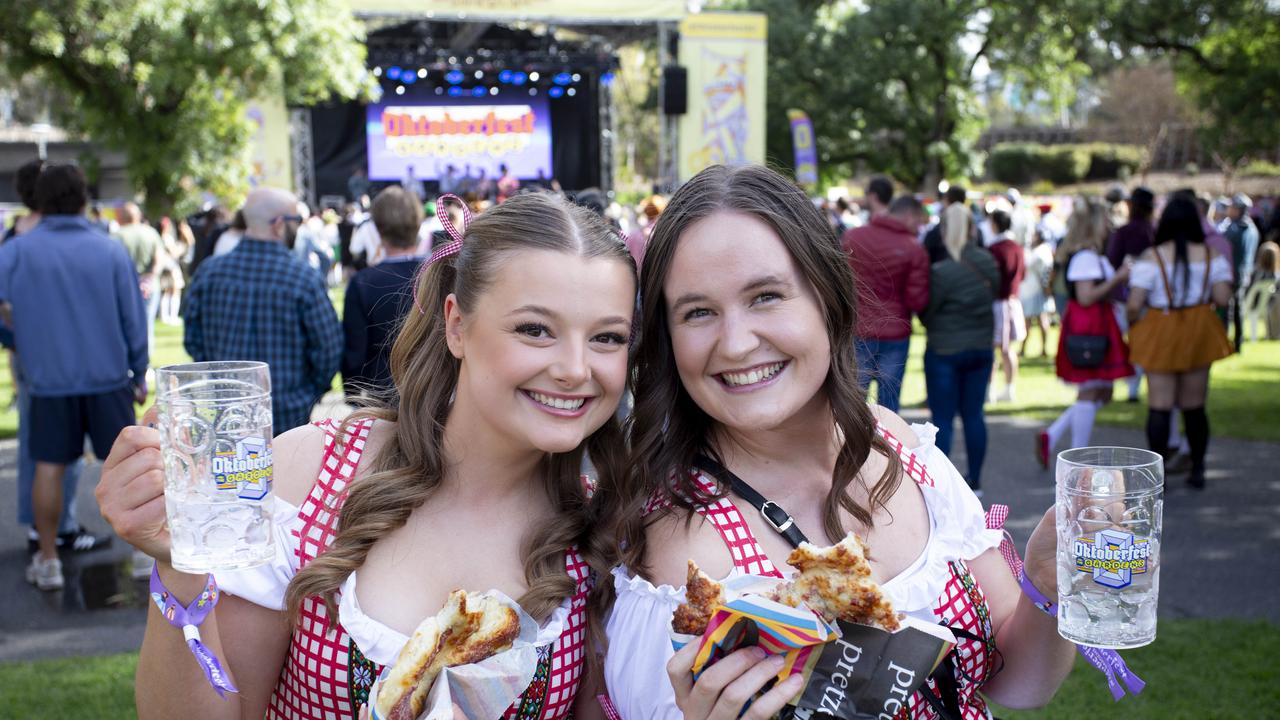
[1017,569,1056,616]
[149,564,239,698]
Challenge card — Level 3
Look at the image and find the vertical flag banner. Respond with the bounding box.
[787,109,818,188]
[677,12,768,181]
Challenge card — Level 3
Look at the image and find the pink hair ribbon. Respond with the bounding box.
[412,193,473,314]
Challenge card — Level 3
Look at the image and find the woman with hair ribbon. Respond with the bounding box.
[95,193,635,720]
[598,165,1101,720]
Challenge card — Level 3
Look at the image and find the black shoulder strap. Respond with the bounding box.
[694,454,811,549]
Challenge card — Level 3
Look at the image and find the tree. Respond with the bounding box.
[0,0,373,218]
[1077,0,1279,180]
[737,0,1088,192]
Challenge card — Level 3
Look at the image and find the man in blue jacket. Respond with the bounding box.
[0,164,148,591]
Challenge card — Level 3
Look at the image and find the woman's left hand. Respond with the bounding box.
[1023,507,1058,598]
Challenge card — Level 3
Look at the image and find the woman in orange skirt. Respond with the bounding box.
[1127,196,1233,489]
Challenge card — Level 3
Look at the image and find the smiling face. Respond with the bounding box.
[663,211,832,433]
[447,249,634,454]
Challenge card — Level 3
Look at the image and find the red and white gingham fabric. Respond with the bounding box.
[266,417,589,720]
[653,424,997,720]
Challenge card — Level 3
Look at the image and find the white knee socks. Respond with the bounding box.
[1070,400,1102,448]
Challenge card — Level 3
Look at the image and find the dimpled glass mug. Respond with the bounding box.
[1055,447,1163,649]
[156,361,275,573]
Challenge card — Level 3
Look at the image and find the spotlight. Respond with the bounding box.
[529,88,538,96]
[445,70,465,84]
[448,86,463,97]
[395,86,405,95]
[489,86,499,96]
[417,68,427,78]
[600,72,615,86]
[401,73,416,85]
[386,66,403,81]
[474,70,484,79]
[529,71,540,82]
[512,72,527,86]
[567,87,576,97]
[448,56,457,64]
[498,69,513,83]
[548,86,564,98]
[553,72,572,86]
[465,56,474,64]
[571,73,581,82]
[435,87,444,95]
[372,66,383,77]
[470,86,487,97]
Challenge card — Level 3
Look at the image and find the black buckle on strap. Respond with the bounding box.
[760,501,795,534]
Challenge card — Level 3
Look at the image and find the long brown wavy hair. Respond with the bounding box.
[601,164,903,584]
[287,192,635,625]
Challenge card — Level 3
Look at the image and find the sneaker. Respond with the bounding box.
[130,549,156,581]
[25,554,64,591]
[1036,430,1051,470]
[26,525,113,555]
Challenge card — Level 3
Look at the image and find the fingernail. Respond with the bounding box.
[769,653,787,668]
[784,674,805,690]
[752,647,768,660]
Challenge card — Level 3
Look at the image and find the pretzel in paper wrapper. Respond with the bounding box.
[369,590,550,720]
[669,533,956,720]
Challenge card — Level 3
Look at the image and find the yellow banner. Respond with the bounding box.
[677,12,768,182]
[246,85,292,191]
[346,0,686,21]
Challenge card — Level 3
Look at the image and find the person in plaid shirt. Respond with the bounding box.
[183,187,342,432]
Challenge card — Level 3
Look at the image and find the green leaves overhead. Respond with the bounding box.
[0,0,374,217]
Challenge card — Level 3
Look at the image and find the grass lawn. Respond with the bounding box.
[0,618,1273,719]
[895,325,1280,443]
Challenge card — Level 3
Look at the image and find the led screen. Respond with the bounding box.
[366,97,552,180]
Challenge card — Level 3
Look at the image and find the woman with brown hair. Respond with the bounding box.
[94,193,635,720]
[1126,196,1233,489]
[600,165,1072,719]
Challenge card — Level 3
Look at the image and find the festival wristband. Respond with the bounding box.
[1017,570,1056,616]
[149,564,239,698]
[1017,568,1145,701]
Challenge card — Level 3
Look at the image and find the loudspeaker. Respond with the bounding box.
[661,65,687,116]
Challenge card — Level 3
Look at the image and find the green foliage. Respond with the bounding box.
[738,0,1087,191]
[0,0,374,218]
[988,143,1142,186]
[1080,143,1145,180]
[1240,160,1280,178]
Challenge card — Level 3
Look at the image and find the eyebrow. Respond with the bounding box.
[509,304,630,327]
[670,274,793,311]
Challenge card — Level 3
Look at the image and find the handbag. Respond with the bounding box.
[1062,253,1112,368]
[1064,333,1109,368]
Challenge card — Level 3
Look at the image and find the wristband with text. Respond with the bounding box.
[149,564,239,698]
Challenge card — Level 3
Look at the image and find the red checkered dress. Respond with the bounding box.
[266,418,590,720]
[647,425,996,720]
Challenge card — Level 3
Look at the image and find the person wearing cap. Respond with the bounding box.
[1221,193,1260,351]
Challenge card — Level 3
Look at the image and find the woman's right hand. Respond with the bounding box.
[667,640,804,720]
[95,417,171,563]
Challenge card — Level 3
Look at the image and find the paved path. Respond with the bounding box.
[1,407,1277,662]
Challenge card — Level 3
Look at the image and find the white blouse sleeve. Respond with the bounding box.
[1209,254,1233,286]
[881,423,1003,617]
[1066,249,1108,283]
[1129,260,1158,293]
[212,496,304,611]
[604,566,685,720]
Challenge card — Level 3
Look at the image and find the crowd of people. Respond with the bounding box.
[836,177,1278,494]
[2,153,1277,719]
